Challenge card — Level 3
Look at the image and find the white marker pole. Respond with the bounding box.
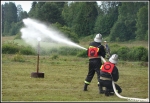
[37,37,41,73]
[100,56,149,102]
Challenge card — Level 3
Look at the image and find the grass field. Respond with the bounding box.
[1,36,149,102]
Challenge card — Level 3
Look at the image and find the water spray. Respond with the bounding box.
[100,56,149,102]
[20,18,87,78]
[31,37,44,78]
[20,18,87,51]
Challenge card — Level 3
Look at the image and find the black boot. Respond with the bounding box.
[98,84,105,94]
[105,89,110,96]
[109,89,114,95]
[83,84,88,91]
[109,92,114,95]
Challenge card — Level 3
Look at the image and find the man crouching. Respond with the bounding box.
[99,54,122,96]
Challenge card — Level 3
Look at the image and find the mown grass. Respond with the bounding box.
[2,36,149,102]
[2,54,148,102]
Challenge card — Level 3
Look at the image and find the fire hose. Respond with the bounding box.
[100,56,149,102]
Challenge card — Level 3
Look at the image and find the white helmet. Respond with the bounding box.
[109,54,118,64]
[94,33,102,43]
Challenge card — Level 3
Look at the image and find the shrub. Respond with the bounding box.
[49,48,58,54]
[2,41,36,55]
[58,47,80,56]
[51,54,59,60]
[20,46,36,55]
[128,47,136,61]
[117,46,129,61]
[117,46,148,62]
[14,32,21,39]
[110,45,148,62]
[2,42,20,54]
[109,44,120,55]
[133,46,148,61]
[12,52,25,62]
[58,47,69,55]
[76,50,87,58]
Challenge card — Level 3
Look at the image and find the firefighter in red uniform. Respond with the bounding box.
[100,54,122,96]
[83,33,106,94]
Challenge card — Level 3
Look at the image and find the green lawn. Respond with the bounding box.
[2,54,148,101]
[2,36,148,102]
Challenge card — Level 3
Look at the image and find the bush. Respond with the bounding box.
[2,42,20,54]
[76,50,87,58]
[20,46,36,55]
[110,44,148,62]
[58,47,80,56]
[14,32,21,39]
[133,46,148,61]
[128,47,136,61]
[12,53,25,62]
[49,48,58,54]
[117,46,129,61]
[51,54,59,60]
[2,41,36,55]
[109,44,120,55]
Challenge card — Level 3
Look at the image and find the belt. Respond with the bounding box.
[100,76,112,81]
[89,57,100,59]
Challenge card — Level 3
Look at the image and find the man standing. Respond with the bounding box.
[104,41,110,58]
[83,33,106,94]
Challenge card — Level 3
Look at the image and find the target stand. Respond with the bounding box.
[31,72,44,78]
[31,38,44,78]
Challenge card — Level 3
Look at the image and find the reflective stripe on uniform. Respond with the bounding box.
[100,76,111,81]
[89,57,100,59]
[84,81,90,84]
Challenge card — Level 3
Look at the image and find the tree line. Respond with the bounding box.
[1,1,148,42]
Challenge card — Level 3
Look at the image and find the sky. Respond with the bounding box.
[1,1,102,13]
[1,1,33,13]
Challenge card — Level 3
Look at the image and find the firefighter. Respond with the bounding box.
[104,41,110,58]
[83,33,106,94]
[100,54,122,96]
